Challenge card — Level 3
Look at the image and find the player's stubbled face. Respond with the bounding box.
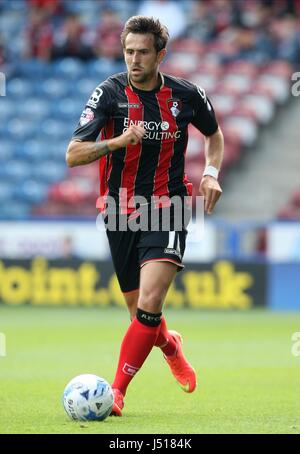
[124,33,164,86]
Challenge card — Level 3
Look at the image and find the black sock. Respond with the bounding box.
[136,308,162,327]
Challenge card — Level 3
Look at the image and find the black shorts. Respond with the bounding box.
[104,207,189,293]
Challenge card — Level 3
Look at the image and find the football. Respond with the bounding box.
[62,374,114,421]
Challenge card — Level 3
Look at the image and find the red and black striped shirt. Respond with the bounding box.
[72,72,218,211]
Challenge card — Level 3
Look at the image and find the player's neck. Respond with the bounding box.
[130,72,161,91]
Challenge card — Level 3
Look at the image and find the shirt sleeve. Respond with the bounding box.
[71,80,113,142]
[190,84,219,136]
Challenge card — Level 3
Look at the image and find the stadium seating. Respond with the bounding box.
[278,187,300,220]
[0,0,297,219]
[0,56,293,218]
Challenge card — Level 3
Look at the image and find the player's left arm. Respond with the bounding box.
[200,127,224,214]
[190,84,224,214]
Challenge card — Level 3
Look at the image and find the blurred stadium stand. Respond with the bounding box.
[0,0,300,221]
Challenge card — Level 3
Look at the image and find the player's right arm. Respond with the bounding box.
[66,81,145,168]
[66,125,145,168]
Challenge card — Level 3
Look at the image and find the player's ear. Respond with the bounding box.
[157,48,167,64]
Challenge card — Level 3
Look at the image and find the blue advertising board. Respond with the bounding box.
[269,264,300,310]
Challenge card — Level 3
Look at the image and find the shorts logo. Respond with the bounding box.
[80,107,94,126]
[122,363,139,376]
[164,248,182,259]
[167,98,182,117]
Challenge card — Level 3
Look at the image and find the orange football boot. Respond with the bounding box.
[110,388,124,417]
[164,330,197,393]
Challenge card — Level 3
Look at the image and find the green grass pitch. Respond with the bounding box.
[0,305,299,434]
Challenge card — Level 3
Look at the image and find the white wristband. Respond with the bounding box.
[203,165,219,179]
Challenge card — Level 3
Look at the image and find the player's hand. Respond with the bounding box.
[199,175,222,215]
[120,125,146,146]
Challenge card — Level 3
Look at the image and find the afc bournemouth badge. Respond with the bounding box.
[167,98,182,118]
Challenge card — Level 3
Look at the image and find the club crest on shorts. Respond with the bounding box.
[167,98,182,117]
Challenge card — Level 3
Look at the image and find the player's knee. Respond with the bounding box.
[138,289,164,313]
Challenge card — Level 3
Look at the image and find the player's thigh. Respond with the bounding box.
[106,228,140,293]
[137,229,187,312]
[138,261,177,313]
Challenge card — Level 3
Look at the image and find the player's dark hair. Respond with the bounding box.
[121,16,169,52]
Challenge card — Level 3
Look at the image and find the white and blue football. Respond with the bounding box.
[63,374,114,421]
